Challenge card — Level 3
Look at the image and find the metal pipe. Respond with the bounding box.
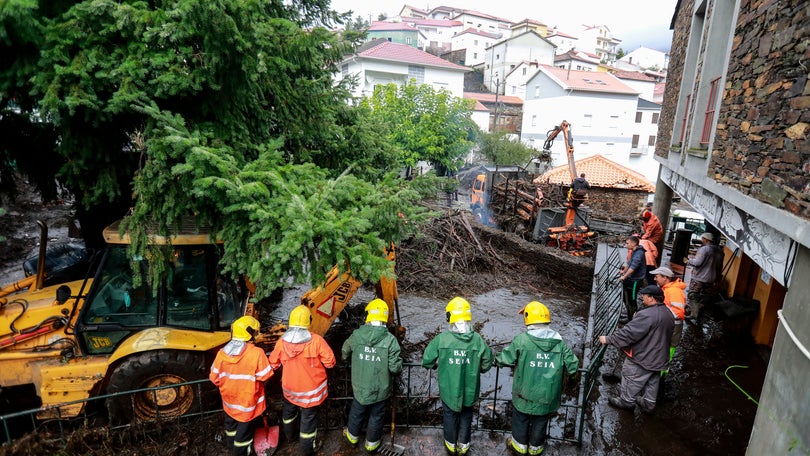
[35,220,48,290]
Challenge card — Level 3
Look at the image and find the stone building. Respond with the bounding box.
[654,0,809,453]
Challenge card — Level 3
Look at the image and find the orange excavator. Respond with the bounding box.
[540,121,594,256]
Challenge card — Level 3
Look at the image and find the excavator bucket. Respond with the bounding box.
[254,417,279,455]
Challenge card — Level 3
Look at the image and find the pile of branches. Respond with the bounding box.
[396,210,526,296]
[487,178,569,239]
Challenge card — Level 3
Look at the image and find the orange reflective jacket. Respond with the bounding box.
[268,332,336,408]
[662,279,687,320]
[210,342,273,422]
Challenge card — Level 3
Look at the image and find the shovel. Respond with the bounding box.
[378,394,405,456]
[254,416,279,456]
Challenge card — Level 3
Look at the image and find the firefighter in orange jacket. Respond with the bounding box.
[210,316,273,456]
[268,305,336,455]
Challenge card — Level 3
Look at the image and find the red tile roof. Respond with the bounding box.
[472,100,488,111]
[455,27,501,39]
[401,17,463,27]
[611,69,657,82]
[654,82,666,96]
[357,41,469,71]
[463,92,523,105]
[538,64,638,95]
[536,154,655,191]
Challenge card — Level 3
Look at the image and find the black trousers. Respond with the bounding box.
[224,414,256,456]
[281,398,319,455]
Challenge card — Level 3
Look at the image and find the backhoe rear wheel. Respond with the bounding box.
[105,350,214,423]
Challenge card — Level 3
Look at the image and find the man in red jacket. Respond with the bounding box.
[268,305,336,455]
[210,316,273,456]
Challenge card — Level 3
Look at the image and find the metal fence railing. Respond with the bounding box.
[2,245,627,449]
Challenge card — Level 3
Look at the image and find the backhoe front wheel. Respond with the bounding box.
[106,350,214,423]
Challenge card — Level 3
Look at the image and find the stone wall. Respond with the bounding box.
[712,0,810,219]
[655,0,694,160]
[586,188,647,223]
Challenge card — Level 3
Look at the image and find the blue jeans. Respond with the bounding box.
[442,401,473,447]
[511,407,551,449]
[347,398,387,446]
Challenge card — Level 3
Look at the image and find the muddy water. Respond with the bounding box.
[272,277,763,456]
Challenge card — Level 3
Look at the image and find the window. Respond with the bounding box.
[474,39,479,45]
[652,112,660,124]
[532,114,537,127]
[583,114,592,127]
[522,67,527,75]
[648,135,656,146]
[680,93,691,144]
[609,115,619,128]
[406,37,412,44]
[701,77,721,144]
[534,85,540,97]
[635,112,643,123]
[408,65,425,84]
[511,85,516,94]
[473,52,478,59]
[631,135,640,148]
[341,64,348,76]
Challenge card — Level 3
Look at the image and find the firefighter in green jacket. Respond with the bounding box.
[341,299,403,453]
[422,297,494,455]
[497,301,579,456]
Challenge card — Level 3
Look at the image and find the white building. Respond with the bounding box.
[520,65,664,182]
[611,69,658,101]
[502,61,541,99]
[618,46,669,71]
[399,17,463,52]
[448,9,513,35]
[450,28,501,67]
[628,98,662,180]
[554,49,601,72]
[483,31,556,95]
[578,24,621,64]
[339,40,470,99]
[545,28,580,55]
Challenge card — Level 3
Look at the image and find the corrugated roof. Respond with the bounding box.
[357,41,470,71]
[538,64,638,95]
[463,92,523,105]
[536,154,655,192]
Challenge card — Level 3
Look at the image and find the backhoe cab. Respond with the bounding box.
[0,219,400,422]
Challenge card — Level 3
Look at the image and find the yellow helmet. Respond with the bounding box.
[365,299,389,324]
[289,305,312,328]
[231,316,260,341]
[445,296,472,324]
[521,301,550,325]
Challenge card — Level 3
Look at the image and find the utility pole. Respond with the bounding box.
[494,78,501,133]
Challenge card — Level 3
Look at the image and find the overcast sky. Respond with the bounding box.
[329,0,679,52]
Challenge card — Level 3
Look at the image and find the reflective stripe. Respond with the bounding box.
[529,445,545,455]
[256,365,273,378]
[365,439,381,451]
[301,430,317,439]
[284,380,327,398]
[282,412,298,424]
[457,442,470,454]
[211,366,220,374]
[510,438,527,453]
[344,429,359,444]
[671,302,685,308]
[283,380,328,404]
[223,394,264,413]
[225,430,236,437]
[444,440,456,452]
[234,438,254,448]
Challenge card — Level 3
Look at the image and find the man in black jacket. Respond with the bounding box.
[599,285,673,413]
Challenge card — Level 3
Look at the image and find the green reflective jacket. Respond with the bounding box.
[342,324,403,405]
[496,330,579,415]
[421,331,494,412]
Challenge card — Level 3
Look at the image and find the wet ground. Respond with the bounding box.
[0,188,767,455]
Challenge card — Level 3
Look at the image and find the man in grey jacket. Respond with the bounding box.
[686,232,725,319]
[599,285,673,413]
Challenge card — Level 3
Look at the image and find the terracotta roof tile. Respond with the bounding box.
[463,92,523,105]
[539,64,638,95]
[611,69,657,82]
[456,27,501,39]
[357,41,469,71]
[536,154,655,192]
